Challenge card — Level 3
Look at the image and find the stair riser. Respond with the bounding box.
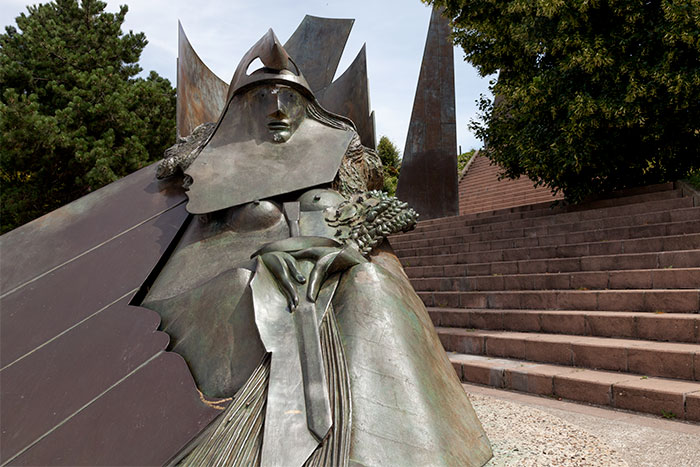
[439,332,699,381]
[430,310,700,343]
[404,250,700,279]
[424,182,676,229]
[393,217,700,254]
[420,290,700,313]
[411,269,700,292]
[407,195,690,238]
[458,181,676,215]
[401,234,700,267]
[451,359,700,421]
[399,212,700,253]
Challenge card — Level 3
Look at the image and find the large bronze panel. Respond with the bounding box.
[185,115,354,214]
[10,352,220,466]
[176,22,229,137]
[0,163,185,294]
[0,298,168,463]
[318,45,376,149]
[0,204,188,367]
[283,15,354,94]
[333,245,492,465]
[396,6,458,220]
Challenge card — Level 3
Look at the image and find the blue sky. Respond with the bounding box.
[1,0,493,154]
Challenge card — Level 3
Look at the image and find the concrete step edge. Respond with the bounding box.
[402,249,700,277]
[397,232,700,262]
[391,216,700,250]
[427,308,700,344]
[404,198,695,240]
[409,268,700,292]
[421,289,700,313]
[437,327,700,381]
[419,190,683,227]
[448,353,700,421]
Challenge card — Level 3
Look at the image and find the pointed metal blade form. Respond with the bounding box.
[177,21,229,137]
[396,7,458,219]
[318,45,376,149]
[284,15,354,94]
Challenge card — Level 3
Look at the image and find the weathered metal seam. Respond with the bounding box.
[1,351,164,467]
[0,200,186,299]
[0,288,138,372]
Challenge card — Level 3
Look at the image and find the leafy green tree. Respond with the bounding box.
[426,0,700,202]
[377,135,401,195]
[0,0,176,233]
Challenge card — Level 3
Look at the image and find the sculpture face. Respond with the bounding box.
[244,83,307,143]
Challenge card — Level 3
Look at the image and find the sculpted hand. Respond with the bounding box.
[258,244,367,310]
[292,246,367,302]
[259,251,306,308]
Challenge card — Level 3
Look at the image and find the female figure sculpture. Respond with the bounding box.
[148,29,491,467]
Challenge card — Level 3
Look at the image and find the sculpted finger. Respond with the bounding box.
[283,254,306,284]
[291,247,337,261]
[307,252,337,302]
[263,253,299,308]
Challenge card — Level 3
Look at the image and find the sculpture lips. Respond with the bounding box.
[268,120,290,131]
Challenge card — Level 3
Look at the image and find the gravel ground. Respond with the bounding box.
[466,385,700,467]
[469,392,628,467]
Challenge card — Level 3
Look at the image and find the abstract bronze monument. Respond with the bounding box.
[396,6,459,220]
[0,16,490,466]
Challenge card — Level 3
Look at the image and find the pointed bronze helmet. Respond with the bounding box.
[226,29,313,101]
[184,29,356,215]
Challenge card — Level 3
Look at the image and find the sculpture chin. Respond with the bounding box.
[271,130,292,143]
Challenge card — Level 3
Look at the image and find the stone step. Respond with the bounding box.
[404,249,700,279]
[400,233,700,267]
[395,206,700,251]
[457,181,677,224]
[420,289,700,313]
[407,250,700,283]
[409,190,687,236]
[459,196,561,217]
[419,189,683,228]
[392,213,700,253]
[410,268,700,292]
[457,182,675,228]
[428,308,700,343]
[448,353,700,421]
[437,328,700,381]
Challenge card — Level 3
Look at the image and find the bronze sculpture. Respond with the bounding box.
[0,16,490,466]
[150,27,492,466]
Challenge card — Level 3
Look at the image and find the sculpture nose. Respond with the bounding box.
[264,91,287,119]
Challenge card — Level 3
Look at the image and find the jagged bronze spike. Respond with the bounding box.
[317,45,376,149]
[284,15,355,94]
[396,7,458,220]
[176,21,229,138]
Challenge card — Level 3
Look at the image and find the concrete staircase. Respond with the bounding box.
[392,182,700,421]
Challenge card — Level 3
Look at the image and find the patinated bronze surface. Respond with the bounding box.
[396,6,459,220]
[145,27,491,466]
[176,22,228,138]
[316,45,376,149]
[0,166,220,465]
[284,16,354,94]
[176,16,376,148]
[0,15,491,467]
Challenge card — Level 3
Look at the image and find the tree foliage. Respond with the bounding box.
[0,0,176,233]
[426,0,700,202]
[377,135,401,195]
